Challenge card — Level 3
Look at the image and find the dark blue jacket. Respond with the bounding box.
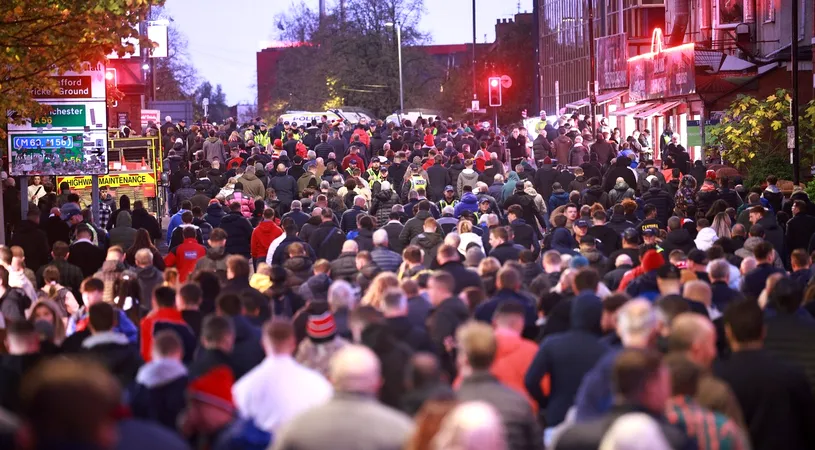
[130,359,188,431]
[625,270,660,301]
[230,315,265,380]
[474,289,538,339]
[549,190,570,210]
[710,281,745,311]
[524,292,606,426]
[219,211,254,258]
[742,263,786,299]
[454,192,479,217]
[573,347,619,421]
[281,209,310,230]
[204,202,227,228]
[340,206,365,233]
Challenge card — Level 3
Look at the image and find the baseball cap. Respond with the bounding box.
[479,197,490,204]
[575,219,589,228]
[622,228,640,241]
[444,185,454,192]
[409,163,420,171]
[642,228,657,237]
[349,159,358,165]
[657,264,681,280]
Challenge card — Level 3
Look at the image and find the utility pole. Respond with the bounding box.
[791,0,800,184]
[472,0,477,123]
[588,0,598,123]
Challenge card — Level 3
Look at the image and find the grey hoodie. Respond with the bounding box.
[202,136,225,162]
[735,236,785,269]
[456,169,480,196]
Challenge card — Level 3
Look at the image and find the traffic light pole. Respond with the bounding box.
[588,0,598,122]
[472,0,477,123]
[791,0,800,185]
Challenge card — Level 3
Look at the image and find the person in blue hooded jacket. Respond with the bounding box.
[548,182,570,210]
[524,268,607,427]
[454,185,480,217]
[502,171,520,202]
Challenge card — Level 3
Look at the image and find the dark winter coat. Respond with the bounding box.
[504,191,545,237]
[308,221,346,260]
[412,232,444,268]
[601,157,637,193]
[581,185,611,209]
[489,242,522,265]
[354,228,375,252]
[437,261,482,294]
[549,189,570,210]
[203,202,226,229]
[268,171,298,206]
[426,163,452,201]
[131,207,162,242]
[587,224,620,256]
[219,212,254,258]
[360,323,414,409]
[369,189,399,226]
[81,333,143,389]
[399,210,438,249]
[642,187,676,226]
[131,360,188,431]
[660,229,697,261]
[10,220,49,271]
[475,289,538,339]
[524,292,605,426]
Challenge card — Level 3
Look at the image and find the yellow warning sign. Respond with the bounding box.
[58,172,156,190]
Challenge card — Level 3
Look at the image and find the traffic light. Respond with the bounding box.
[488,77,502,107]
[105,68,117,85]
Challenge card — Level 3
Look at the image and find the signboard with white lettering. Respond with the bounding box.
[8,64,107,176]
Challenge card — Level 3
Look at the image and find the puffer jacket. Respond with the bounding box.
[608,180,635,205]
[695,182,719,215]
[454,192,479,217]
[552,135,573,164]
[329,252,358,282]
[174,177,196,210]
[219,212,253,258]
[283,256,313,285]
[370,189,399,226]
[204,202,226,228]
[225,191,253,218]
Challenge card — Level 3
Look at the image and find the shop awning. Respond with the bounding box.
[634,101,682,119]
[609,102,656,117]
[564,89,627,110]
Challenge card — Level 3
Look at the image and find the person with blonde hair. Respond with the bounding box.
[432,401,507,450]
[477,257,501,297]
[457,219,484,254]
[360,272,400,309]
[39,265,79,317]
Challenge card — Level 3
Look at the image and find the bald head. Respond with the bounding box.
[330,344,381,394]
[341,240,358,254]
[615,254,633,268]
[668,313,717,367]
[311,207,323,217]
[683,280,712,307]
[740,256,757,275]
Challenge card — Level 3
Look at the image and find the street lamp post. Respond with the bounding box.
[385,22,404,114]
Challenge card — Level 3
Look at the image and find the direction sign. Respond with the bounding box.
[466,108,487,114]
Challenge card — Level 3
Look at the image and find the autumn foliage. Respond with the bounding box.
[1,0,163,134]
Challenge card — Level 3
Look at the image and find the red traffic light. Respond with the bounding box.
[488,77,502,107]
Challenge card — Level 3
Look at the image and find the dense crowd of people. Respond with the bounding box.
[1,110,814,450]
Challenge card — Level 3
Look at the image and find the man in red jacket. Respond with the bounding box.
[164,226,206,283]
[140,286,196,363]
[251,208,283,268]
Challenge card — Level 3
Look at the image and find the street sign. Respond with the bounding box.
[466,108,487,114]
[788,125,796,149]
[9,64,108,176]
[141,109,161,130]
[471,100,479,111]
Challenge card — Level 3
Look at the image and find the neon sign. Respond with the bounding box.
[627,28,696,101]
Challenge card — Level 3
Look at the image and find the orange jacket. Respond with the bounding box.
[353,128,371,148]
[454,330,548,413]
[251,220,283,259]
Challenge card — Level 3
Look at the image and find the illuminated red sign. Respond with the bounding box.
[628,28,696,101]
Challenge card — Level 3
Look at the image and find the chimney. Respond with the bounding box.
[669,0,690,46]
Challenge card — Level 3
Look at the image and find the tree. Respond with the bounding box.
[149,7,198,101]
[267,0,438,118]
[0,0,162,134]
[192,82,230,123]
[707,89,815,186]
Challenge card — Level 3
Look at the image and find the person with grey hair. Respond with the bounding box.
[280,200,310,230]
[488,173,505,202]
[574,299,657,421]
[328,280,356,339]
[708,259,745,311]
[271,345,414,450]
[370,229,401,273]
[370,180,400,226]
[340,195,367,233]
[437,206,458,235]
[134,248,163,304]
[433,401,508,450]
[603,254,634,291]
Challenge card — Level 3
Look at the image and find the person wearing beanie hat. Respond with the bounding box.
[295,308,349,378]
[622,250,671,300]
[233,319,333,434]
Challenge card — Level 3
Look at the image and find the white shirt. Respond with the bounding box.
[28,184,46,203]
[233,354,332,433]
[265,232,288,265]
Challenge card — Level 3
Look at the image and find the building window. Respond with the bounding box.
[718,0,744,25]
[762,0,775,23]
